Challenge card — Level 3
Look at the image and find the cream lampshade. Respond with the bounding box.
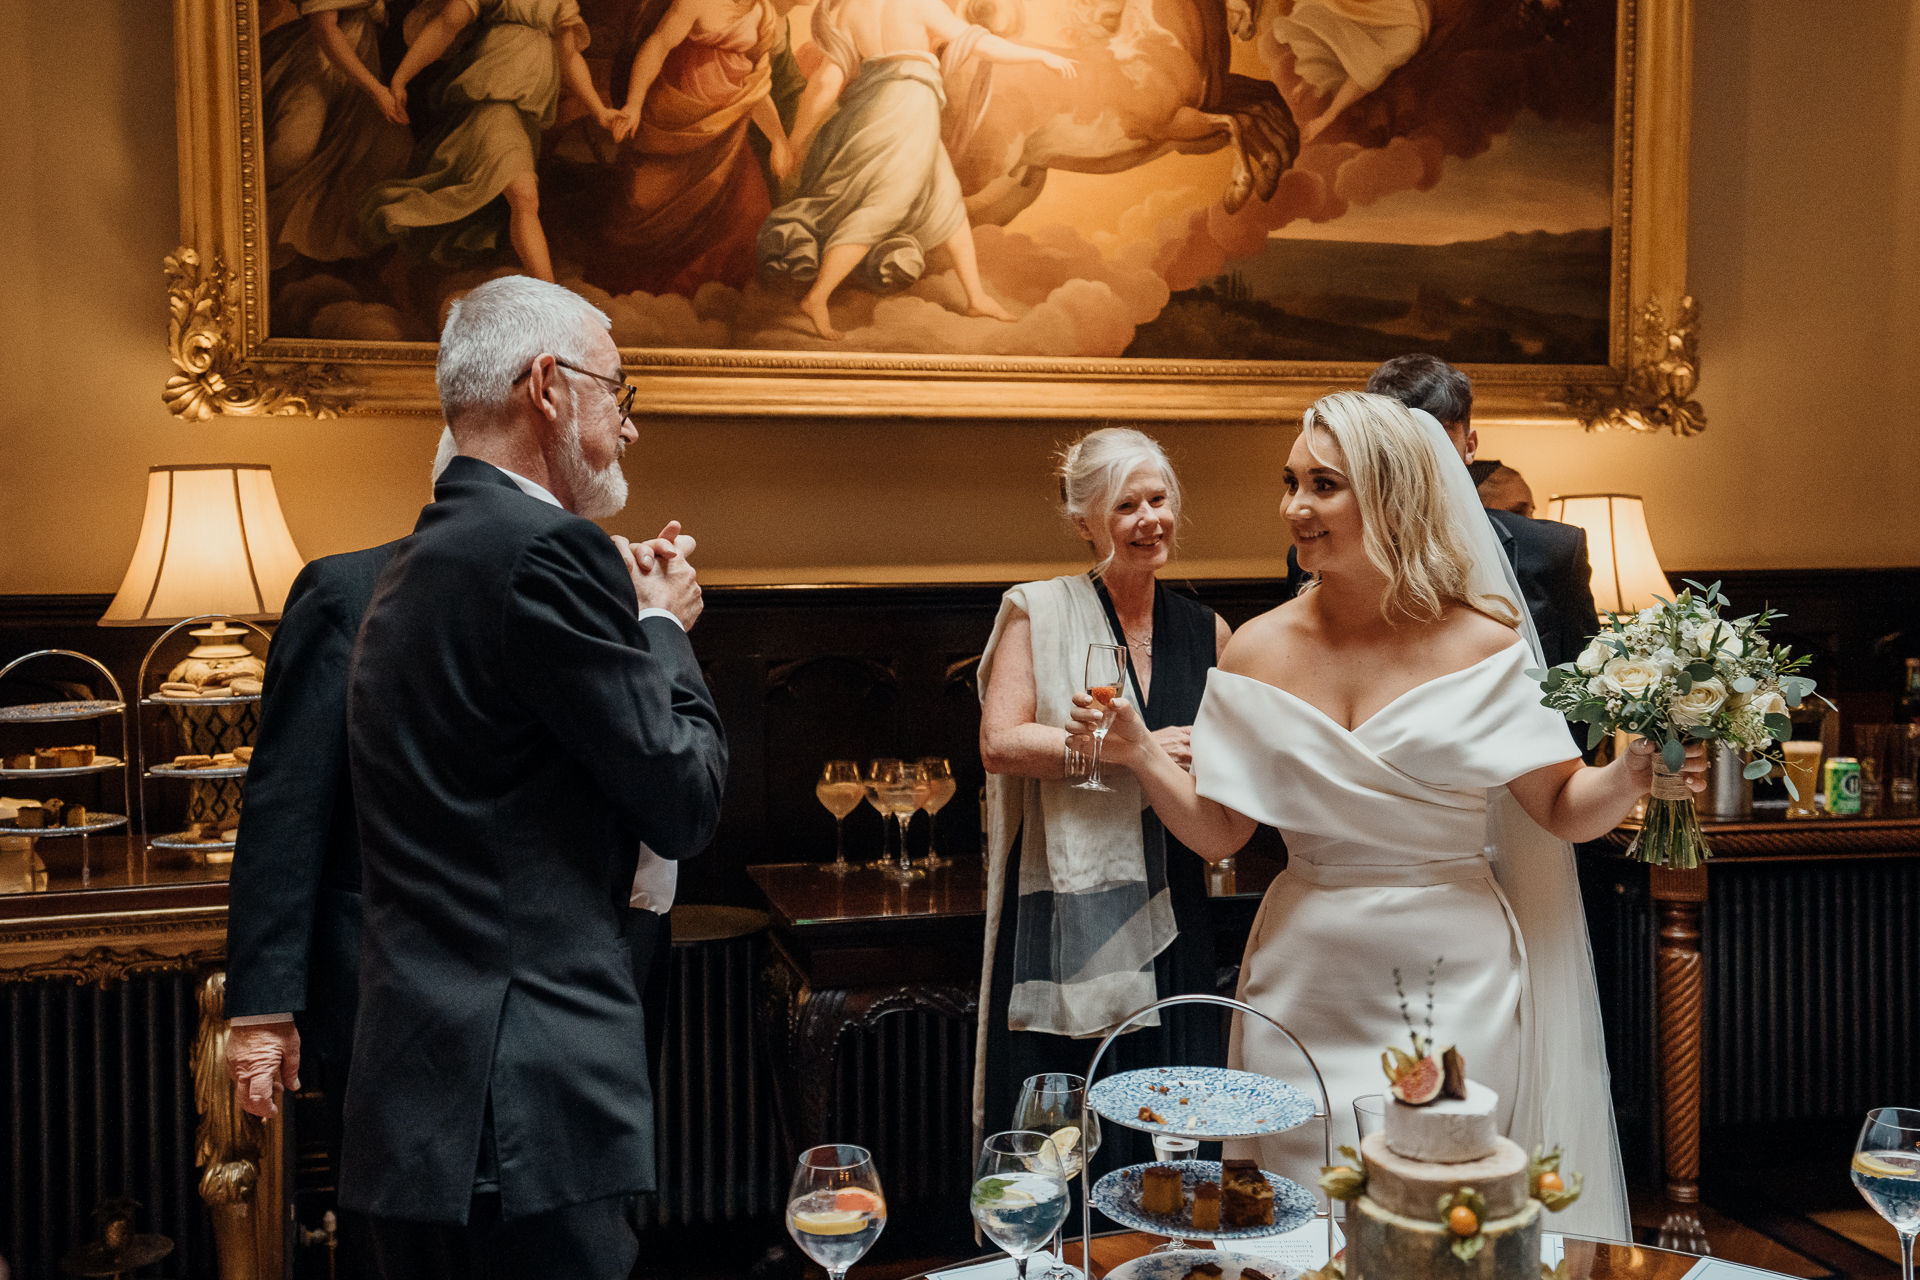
[1543,493,1672,616]
[100,464,307,624]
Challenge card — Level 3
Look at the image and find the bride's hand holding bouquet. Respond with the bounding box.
[1532,579,1819,869]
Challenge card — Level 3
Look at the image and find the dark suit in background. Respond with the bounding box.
[225,543,401,1276]
[343,458,726,1273]
[1284,510,1600,669]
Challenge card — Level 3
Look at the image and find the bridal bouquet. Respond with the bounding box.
[1530,580,1818,869]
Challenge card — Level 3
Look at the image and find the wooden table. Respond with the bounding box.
[748,858,989,1155]
[1601,810,1920,1248]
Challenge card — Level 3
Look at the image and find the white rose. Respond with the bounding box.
[1637,607,1661,624]
[1670,676,1730,727]
[1575,640,1611,675]
[1687,620,1719,655]
[1748,689,1787,720]
[1599,655,1661,698]
[1587,675,1611,697]
[1651,647,1679,673]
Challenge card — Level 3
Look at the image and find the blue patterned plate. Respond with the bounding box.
[1088,1066,1314,1139]
[1091,1160,1316,1242]
[1105,1249,1301,1280]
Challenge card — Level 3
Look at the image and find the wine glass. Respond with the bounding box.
[1073,644,1126,793]
[1852,1106,1920,1280]
[816,761,864,875]
[862,759,903,870]
[866,759,924,883]
[787,1143,887,1280]
[1014,1074,1101,1279]
[973,1130,1072,1280]
[916,757,957,868]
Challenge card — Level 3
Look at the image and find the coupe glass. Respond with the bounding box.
[786,1143,887,1280]
[1073,644,1127,794]
[916,757,957,868]
[1852,1106,1920,1280]
[1014,1074,1102,1279]
[973,1131,1071,1280]
[816,760,865,875]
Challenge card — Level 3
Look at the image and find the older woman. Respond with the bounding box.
[973,427,1231,1164]
[1070,392,1708,1241]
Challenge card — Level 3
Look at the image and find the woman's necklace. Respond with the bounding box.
[1125,630,1153,656]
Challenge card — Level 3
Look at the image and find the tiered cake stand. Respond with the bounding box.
[135,615,271,861]
[0,651,133,841]
[1079,994,1335,1277]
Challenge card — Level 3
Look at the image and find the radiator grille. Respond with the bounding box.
[649,930,785,1226]
[1705,859,1920,1126]
[830,1010,976,1207]
[1,971,211,1279]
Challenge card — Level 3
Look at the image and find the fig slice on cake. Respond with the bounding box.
[1381,1046,1444,1104]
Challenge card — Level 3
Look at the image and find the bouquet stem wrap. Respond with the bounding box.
[1630,759,1706,869]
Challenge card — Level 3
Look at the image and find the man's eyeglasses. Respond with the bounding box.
[513,356,637,421]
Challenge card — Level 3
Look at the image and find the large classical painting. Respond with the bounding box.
[168,0,1697,423]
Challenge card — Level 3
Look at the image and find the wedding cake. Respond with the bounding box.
[1318,969,1582,1280]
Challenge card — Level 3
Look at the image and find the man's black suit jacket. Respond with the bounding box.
[1284,510,1600,669]
[226,543,402,1078]
[341,457,727,1224]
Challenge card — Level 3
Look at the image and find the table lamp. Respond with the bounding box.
[1542,493,1672,615]
[98,465,306,850]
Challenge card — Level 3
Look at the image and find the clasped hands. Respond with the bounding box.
[612,520,703,629]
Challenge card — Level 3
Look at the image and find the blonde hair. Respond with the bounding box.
[1299,391,1516,626]
[1055,427,1181,578]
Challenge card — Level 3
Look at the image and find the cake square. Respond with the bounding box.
[1190,1179,1220,1231]
[1140,1164,1183,1216]
[1220,1158,1273,1228]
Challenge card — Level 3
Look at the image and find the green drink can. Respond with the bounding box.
[1824,757,1862,815]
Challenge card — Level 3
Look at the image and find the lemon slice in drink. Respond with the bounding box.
[1854,1151,1920,1179]
[1051,1126,1081,1157]
[793,1208,869,1235]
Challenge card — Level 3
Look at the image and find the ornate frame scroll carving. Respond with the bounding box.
[0,907,227,986]
[169,0,1696,428]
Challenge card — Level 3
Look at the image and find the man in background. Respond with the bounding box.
[343,274,726,1278]
[1289,352,1600,670]
[1471,458,1536,518]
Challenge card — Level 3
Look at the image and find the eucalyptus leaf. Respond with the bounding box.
[1525,668,1549,682]
[1586,720,1608,750]
[1732,676,1757,694]
[1742,759,1775,780]
[1764,713,1792,736]
[1662,738,1685,772]
[1676,674,1693,695]
[1784,775,1801,802]
[1689,725,1717,739]
[1688,663,1715,682]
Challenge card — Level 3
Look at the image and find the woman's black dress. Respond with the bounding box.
[981,577,1224,1178]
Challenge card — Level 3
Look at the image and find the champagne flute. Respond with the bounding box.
[863,759,903,870]
[1073,644,1127,793]
[816,760,865,875]
[973,1131,1072,1280]
[1014,1074,1102,1279]
[916,757,957,868]
[1852,1106,1920,1280]
[885,760,926,883]
[787,1143,887,1280]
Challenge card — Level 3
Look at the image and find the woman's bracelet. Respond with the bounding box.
[1064,735,1085,779]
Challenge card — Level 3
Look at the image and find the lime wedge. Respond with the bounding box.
[793,1209,868,1235]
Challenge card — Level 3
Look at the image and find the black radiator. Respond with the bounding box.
[1,970,212,1279]
[1704,859,1920,1126]
[830,1009,976,1208]
[648,928,785,1227]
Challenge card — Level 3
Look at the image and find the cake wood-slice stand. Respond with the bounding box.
[1078,993,1335,1277]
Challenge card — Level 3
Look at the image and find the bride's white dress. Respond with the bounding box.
[1196,638,1632,1239]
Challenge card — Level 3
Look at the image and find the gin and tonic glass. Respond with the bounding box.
[1852,1106,1920,1280]
[973,1131,1071,1280]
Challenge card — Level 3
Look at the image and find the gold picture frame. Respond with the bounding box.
[167,0,1697,429]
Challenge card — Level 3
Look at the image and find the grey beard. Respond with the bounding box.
[556,419,629,520]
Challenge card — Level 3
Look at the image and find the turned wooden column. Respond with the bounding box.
[191,971,286,1280]
[1649,864,1708,1204]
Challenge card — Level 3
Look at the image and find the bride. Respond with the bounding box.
[1069,391,1704,1241]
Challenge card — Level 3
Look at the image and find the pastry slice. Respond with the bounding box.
[1220,1158,1273,1228]
[1190,1179,1220,1231]
[1139,1164,1183,1216]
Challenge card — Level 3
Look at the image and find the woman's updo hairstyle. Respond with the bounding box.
[1301,391,1517,627]
[1055,427,1181,579]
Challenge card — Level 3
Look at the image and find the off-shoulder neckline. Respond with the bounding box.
[1210,640,1529,735]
